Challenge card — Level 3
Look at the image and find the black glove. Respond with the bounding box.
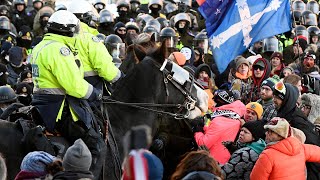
[222,141,238,154]
[151,138,164,150]
[190,116,205,127]
[87,88,102,102]
[192,125,204,133]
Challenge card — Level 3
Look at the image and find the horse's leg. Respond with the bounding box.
[104,122,122,180]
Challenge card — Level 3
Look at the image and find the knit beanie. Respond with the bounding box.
[63,139,92,171]
[270,52,283,61]
[114,22,126,32]
[246,102,263,120]
[214,90,235,107]
[273,81,286,100]
[16,82,32,95]
[0,41,12,58]
[293,35,308,51]
[235,55,250,70]
[19,69,32,82]
[242,120,265,141]
[264,117,292,139]
[20,151,56,173]
[9,46,25,67]
[261,75,280,90]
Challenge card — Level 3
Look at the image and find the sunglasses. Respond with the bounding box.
[118,29,126,32]
[253,65,264,71]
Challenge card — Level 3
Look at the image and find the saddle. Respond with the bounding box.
[10,105,71,158]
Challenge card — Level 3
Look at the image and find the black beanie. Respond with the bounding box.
[16,82,32,95]
[114,22,126,32]
[242,120,265,141]
[19,69,32,82]
[214,90,235,107]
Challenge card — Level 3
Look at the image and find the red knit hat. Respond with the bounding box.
[270,52,283,61]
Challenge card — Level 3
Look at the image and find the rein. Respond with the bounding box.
[102,58,198,119]
[103,97,188,119]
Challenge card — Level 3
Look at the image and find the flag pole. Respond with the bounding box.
[291,11,303,76]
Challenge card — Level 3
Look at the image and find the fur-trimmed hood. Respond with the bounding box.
[301,93,320,123]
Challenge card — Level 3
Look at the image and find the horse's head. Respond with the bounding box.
[154,58,208,119]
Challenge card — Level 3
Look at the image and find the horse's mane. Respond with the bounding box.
[147,42,168,64]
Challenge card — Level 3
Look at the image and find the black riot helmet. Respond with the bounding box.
[174,13,191,29]
[0,86,17,104]
[194,32,209,53]
[263,36,279,53]
[164,3,178,15]
[307,26,320,44]
[130,0,140,13]
[99,9,114,24]
[136,14,154,30]
[148,0,163,11]
[117,0,130,11]
[307,0,319,15]
[294,25,309,39]
[156,17,169,29]
[0,5,10,18]
[13,0,26,6]
[160,27,178,47]
[104,34,126,58]
[293,10,302,25]
[292,0,306,12]
[301,10,317,26]
[307,26,320,36]
[96,33,106,42]
[0,16,11,31]
[177,0,192,12]
[93,0,106,13]
[146,19,161,33]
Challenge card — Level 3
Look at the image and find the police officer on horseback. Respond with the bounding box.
[30,10,106,179]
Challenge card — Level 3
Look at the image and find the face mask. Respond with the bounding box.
[18,95,32,106]
[40,20,48,29]
[119,10,127,16]
[17,39,32,49]
[180,48,192,60]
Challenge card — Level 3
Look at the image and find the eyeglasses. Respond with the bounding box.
[253,65,264,71]
[300,104,312,110]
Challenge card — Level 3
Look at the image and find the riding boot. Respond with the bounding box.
[82,128,107,180]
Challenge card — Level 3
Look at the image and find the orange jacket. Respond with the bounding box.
[251,137,320,180]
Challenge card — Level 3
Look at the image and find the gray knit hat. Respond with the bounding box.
[63,139,92,171]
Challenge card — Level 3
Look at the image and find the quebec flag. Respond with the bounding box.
[197,0,291,73]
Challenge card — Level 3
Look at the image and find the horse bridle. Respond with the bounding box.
[103,59,199,119]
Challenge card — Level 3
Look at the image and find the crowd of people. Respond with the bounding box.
[0,0,320,179]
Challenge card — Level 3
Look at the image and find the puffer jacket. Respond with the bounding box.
[251,137,320,180]
[221,139,266,180]
[194,100,246,164]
